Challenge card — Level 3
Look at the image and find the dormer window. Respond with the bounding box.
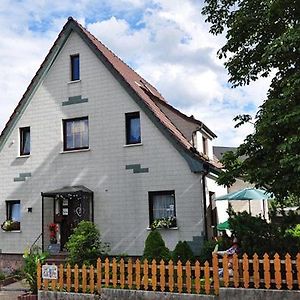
[71,54,80,81]
[20,127,30,156]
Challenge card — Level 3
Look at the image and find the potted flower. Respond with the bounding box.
[48,223,58,244]
[151,216,177,230]
[1,220,20,231]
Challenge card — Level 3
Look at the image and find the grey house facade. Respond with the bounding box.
[0,18,226,257]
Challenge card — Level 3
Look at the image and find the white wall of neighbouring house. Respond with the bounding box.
[0,31,217,256]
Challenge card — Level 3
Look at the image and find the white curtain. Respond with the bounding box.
[153,194,174,219]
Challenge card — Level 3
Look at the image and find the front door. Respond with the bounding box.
[55,194,91,250]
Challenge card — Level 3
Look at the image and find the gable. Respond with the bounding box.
[0,17,219,174]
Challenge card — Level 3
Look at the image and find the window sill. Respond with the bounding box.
[146,227,178,231]
[1,230,21,233]
[60,148,91,154]
[123,143,143,148]
[68,80,81,84]
[17,155,30,159]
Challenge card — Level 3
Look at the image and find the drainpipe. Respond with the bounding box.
[202,164,209,241]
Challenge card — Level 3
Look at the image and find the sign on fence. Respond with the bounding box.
[42,265,58,280]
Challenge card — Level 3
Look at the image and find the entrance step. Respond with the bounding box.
[45,252,68,266]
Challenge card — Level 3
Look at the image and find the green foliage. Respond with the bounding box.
[66,221,109,266]
[143,230,171,262]
[0,272,5,281]
[23,246,48,294]
[202,0,300,201]
[286,224,300,239]
[228,209,299,256]
[199,240,217,263]
[172,241,194,263]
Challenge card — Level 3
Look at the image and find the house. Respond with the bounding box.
[0,17,226,264]
[213,146,270,221]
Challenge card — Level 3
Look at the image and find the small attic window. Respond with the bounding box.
[202,136,208,155]
[71,54,80,81]
[20,127,30,156]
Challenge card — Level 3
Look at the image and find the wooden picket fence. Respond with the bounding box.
[37,253,300,295]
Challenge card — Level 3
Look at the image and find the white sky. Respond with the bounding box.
[0,0,271,146]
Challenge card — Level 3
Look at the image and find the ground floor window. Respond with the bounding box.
[2,200,21,231]
[149,191,176,229]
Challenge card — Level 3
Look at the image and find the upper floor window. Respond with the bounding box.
[71,54,80,81]
[125,112,141,144]
[20,127,30,156]
[149,191,176,228]
[63,117,89,151]
[202,136,208,155]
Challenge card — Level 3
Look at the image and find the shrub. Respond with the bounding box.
[23,246,48,294]
[228,209,300,256]
[198,240,217,263]
[172,241,194,263]
[66,221,109,266]
[143,230,171,262]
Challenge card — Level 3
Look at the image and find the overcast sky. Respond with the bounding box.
[0,0,271,146]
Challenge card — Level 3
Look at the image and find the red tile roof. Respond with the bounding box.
[0,17,220,171]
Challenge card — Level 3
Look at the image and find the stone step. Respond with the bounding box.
[45,252,68,266]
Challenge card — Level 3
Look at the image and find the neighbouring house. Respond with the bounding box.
[213,146,270,221]
[0,17,226,264]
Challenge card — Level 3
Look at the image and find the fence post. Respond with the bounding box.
[90,265,95,294]
[168,260,174,293]
[66,263,71,292]
[177,260,183,293]
[82,264,87,293]
[253,253,260,289]
[143,259,148,290]
[136,259,141,290]
[37,261,41,291]
[285,254,293,290]
[186,261,192,293]
[74,264,79,293]
[59,264,64,291]
[274,253,281,289]
[96,258,102,292]
[233,253,239,288]
[297,253,300,289]
[223,254,229,287]
[212,253,219,295]
[194,261,200,294]
[242,253,249,288]
[263,253,270,289]
[204,261,210,295]
[151,259,157,291]
[128,259,133,289]
[160,260,165,292]
[120,258,125,289]
[112,258,117,288]
[105,258,110,287]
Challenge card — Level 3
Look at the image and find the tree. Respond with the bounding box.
[202,0,300,200]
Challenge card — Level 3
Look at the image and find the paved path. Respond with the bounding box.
[0,280,30,300]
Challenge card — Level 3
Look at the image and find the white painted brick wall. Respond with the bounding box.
[0,31,213,255]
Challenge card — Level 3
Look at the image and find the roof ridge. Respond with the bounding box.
[72,18,167,103]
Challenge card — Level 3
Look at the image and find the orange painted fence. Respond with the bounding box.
[37,253,300,295]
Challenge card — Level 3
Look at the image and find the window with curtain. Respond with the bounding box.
[149,191,176,227]
[20,127,30,156]
[63,117,89,151]
[125,112,141,144]
[6,200,21,230]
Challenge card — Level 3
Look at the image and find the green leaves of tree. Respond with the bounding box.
[203,0,300,201]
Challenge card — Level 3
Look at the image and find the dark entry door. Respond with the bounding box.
[58,195,91,250]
